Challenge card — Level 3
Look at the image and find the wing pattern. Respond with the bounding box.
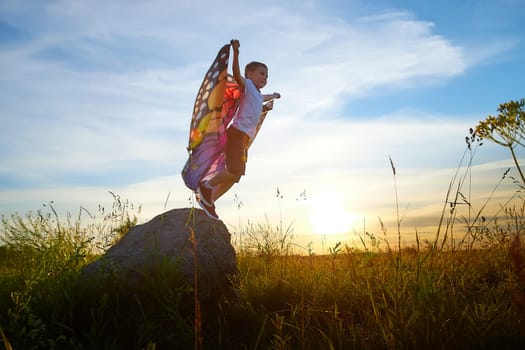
[182,45,240,190]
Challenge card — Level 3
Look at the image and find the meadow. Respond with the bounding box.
[1,100,525,349]
[1,193,524,350]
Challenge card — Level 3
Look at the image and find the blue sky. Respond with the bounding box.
[1,0,524,250]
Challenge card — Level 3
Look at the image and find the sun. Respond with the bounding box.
[308,190,360,235]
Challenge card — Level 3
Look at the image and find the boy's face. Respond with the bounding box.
[247,66,268,89]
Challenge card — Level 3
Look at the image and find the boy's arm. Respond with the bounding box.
[230,40,245,92]
[263,93,281,102]
[261,93,281,112]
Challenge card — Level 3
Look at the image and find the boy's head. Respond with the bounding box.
[245,61,268,89]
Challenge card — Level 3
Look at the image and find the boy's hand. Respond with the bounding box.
[263,100,274,112]
[230,39,240,53]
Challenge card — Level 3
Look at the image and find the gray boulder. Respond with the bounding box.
[81,208,237,301]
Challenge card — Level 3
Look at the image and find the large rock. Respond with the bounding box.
[81,208,237,301]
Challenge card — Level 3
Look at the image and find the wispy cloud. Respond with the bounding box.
[1,1,472,181]
[0,0,521,244]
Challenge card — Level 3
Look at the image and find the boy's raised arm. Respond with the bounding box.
[230,39,245,92]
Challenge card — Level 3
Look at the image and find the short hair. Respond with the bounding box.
[245,61,267,76]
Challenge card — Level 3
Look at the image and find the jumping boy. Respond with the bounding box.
[197,39,280,219]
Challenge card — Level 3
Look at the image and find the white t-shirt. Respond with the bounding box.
[231,79,263,139]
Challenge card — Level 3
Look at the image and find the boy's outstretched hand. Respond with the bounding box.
[263,92,281,102]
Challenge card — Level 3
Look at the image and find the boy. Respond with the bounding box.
[197,39,280,219]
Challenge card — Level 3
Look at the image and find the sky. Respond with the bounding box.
[1,0,524,252]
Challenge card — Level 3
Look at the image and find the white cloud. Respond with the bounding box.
[0,0,520,251]
[0,1,472,185]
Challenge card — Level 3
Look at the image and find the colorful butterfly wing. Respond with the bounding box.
[182,45,241,191]
[187,44,230,150]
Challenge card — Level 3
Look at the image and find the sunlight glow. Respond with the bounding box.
[309,189,361,235]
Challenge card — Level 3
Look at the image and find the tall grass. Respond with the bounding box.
[0,192,142,349]
[2,99,525,348]
[1,189,524,349]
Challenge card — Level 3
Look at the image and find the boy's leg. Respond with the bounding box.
[199,169,239,203]
[208,169,237,187]
[208,169,240,201]
[212,179,236,202]
[197,127,246,213]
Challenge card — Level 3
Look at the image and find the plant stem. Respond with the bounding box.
[508,144,525,184]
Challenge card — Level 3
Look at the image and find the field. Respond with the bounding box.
[1,100,525,349]
[1,196,525,350]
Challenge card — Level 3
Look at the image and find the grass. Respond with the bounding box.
[1,194,525,349]
[2,101,525,348]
